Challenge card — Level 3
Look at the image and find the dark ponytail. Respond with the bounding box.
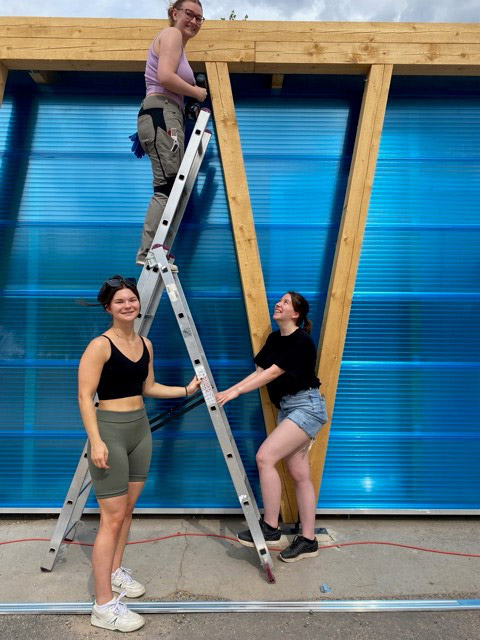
[288,291,312,334]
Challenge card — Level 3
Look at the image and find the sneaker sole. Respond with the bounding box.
[279,549,319,563]
[112,584,146,598]
[237,536,282,549]
[91,614,145,632]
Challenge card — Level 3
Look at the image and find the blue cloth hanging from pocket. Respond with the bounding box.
[129,132,145,159]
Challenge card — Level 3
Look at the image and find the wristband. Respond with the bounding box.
[185,386,188,397]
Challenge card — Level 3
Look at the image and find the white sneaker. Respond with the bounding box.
[112,566,146,598]
[91,592,145,632]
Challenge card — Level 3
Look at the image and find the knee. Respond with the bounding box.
[101,510,127,533]
[256,449,273,470]
[286,461,311,484]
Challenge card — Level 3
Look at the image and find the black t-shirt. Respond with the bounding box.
[254,328,320,408]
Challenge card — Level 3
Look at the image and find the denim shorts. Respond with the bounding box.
[277,388,328,439]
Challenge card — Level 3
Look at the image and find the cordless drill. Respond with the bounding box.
[185,73,207,121]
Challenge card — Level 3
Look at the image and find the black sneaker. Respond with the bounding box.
[237,517,282,548]
[279,535,319,562]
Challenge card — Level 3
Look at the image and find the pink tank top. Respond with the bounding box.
[145,34,195,110]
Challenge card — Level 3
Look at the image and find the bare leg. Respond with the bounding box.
[284,444,316,539]
[93,495,128,605]
[256,419,310,529]
[112,482,145,572]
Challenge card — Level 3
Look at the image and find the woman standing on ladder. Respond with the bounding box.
[216,292,328,562]
[79,275,200,632]
[136,0,207,265]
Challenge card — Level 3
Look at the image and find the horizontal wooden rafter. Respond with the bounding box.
[0,18,479,75]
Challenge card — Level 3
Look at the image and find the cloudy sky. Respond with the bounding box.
[0,0,479,22]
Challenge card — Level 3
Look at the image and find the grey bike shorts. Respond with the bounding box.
[87,408,152,500]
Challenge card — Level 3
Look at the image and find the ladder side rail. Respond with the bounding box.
[168,273,261,518]
[42,108,211,573]
[153,249,275,582]
[40,443,91,571]
[158,111,211,248]
[134,275,166,337]
[135,111,211,279]
[164,262,260,517]
[135,128,211,319]
[135,129,211,335]
[163,130,211,250]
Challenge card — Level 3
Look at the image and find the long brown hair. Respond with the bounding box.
[287,291,312,334]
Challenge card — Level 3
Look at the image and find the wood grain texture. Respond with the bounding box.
[206,61,298,522]
[0,18,479,73]
[0,61,7,104]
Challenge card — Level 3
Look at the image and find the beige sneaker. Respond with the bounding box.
[91,592,145,632]
[112,566,146,598]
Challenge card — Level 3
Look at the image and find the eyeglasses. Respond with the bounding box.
[178,8,205,25]
[105,277,137,288]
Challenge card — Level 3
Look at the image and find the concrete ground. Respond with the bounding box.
[0,515,479,638]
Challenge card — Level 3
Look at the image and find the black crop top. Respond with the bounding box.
[96,335,150,401]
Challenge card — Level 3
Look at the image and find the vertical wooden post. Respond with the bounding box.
[310,64,393,501]
[206,61,298,522]
[0,62,8,105]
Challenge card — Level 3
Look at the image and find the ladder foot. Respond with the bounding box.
[264,564,276,584]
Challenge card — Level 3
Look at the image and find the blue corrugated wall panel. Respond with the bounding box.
[1,73,479,511]
[0,74,260,509]
[321,77,480,509]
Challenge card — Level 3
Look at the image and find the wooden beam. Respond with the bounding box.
[256,62,480,76]
[0,18,479,74]
[256,63,370,75]
[271,74,284,90]
[2,18,480,43]
[205,60,298,523]
[28,70,60,84]
[310,64,393,502]
[0,61,7,105]
[255,41,480,66]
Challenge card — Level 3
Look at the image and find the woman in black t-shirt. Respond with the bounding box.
[216,291,328,563]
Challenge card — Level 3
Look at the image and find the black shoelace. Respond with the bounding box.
[288,535,306,550]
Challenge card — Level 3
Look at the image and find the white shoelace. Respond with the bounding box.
[115,566,133,584]
[96,592,128,619]
[110,592,128,616]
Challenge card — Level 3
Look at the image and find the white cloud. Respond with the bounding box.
[0,0,478,21]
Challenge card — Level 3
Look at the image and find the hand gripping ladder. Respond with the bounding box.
[41,108,276,583]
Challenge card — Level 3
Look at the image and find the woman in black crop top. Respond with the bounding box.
[78,275,200,631]
[216,292,328,564]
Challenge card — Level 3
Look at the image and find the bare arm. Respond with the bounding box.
[156,28,206,101]
[222,366,264,393]
[142,339,201,398]
[215,364,284,407]
[78,337,110,469]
